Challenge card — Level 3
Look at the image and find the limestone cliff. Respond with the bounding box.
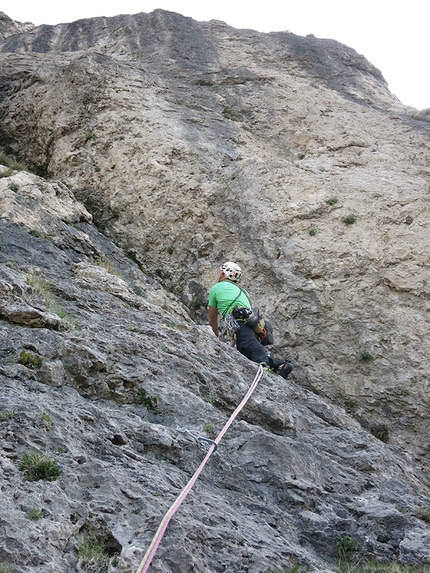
[1,159,430,573]
[1,10,430,573]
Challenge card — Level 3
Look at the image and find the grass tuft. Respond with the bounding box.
[0,410,14,420]
[357,349,373,362]
[95,257,123,278]
[341,213,358,225]
[19,451,60,482]
[369,423,389,443]
[0,564,16,573]
[325,196,339,206]
[0,150,28,172]
[40,413,53,429]
[77,525,119,573]
[337,561,430,573]
[204,421,215,437]
[133,390,160,414]
[26,508,43,521]
[336,535,359,560]
[18,350,43,369]
[414,507,430,523]
[26,271,75,327]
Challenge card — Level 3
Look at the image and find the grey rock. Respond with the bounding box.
[0,171,429,573]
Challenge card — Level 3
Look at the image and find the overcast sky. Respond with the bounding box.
[5,0,429,110]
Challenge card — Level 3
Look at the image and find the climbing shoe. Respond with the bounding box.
[276,362,293,379]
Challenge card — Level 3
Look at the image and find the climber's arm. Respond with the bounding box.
[208,306,219,338]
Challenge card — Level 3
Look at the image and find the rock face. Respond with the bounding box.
[0,10,430,573]
[1,10,429,474]
[1,165,430,573]
[0,12,33,40]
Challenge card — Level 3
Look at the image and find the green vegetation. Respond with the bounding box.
[95,257,123,278]
[204,421,215,436]
[166,243,175,255]
[30,229,46,238]
[18,350,43,369]
[308,227,317,236]
[336,535,360,560]
[127,322,141,333]
[4,354,16,364]
[271,558,427,573]
[414,507,430,523]
[223,109,243,122]
[269,566,301,573]
[0,150,28,172]
[0,410,14,420]
[133,389,160,414]
[0,564,16,573]
[26,272,57,304]
[8,182,19,191]
[40,413,53,429]
[344,398,357,415]
[77,525,119,573]
[196,78,214,86]
[341,213,358,225]
[298,153,305,160]
[85,132,94,141]
[325,196,339,206]
[19,451,60,482]
[30,229,56,239]
[125,249,139,263]
[26,508,43,521]
[337,561,430,573]
[369,423,389,443]
[357,349,373,362]
[26,271,75,327]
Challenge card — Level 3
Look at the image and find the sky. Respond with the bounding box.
[4,1,429,110]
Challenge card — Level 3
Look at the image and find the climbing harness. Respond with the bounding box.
[135,364,264,573]
[224,312,240,337]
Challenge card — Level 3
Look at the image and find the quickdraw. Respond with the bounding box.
[176,427,218,452]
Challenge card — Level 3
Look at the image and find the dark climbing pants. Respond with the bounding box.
[236,321,282,371]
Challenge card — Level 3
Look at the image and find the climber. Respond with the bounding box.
[208,261,293,379]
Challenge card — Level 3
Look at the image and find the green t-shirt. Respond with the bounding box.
[208,281,251,317]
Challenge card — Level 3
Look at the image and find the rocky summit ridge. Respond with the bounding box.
[0,9,430,573]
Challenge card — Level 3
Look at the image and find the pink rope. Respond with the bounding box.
[135,365,264,573]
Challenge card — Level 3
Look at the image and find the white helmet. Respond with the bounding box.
[220,261,242,283]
